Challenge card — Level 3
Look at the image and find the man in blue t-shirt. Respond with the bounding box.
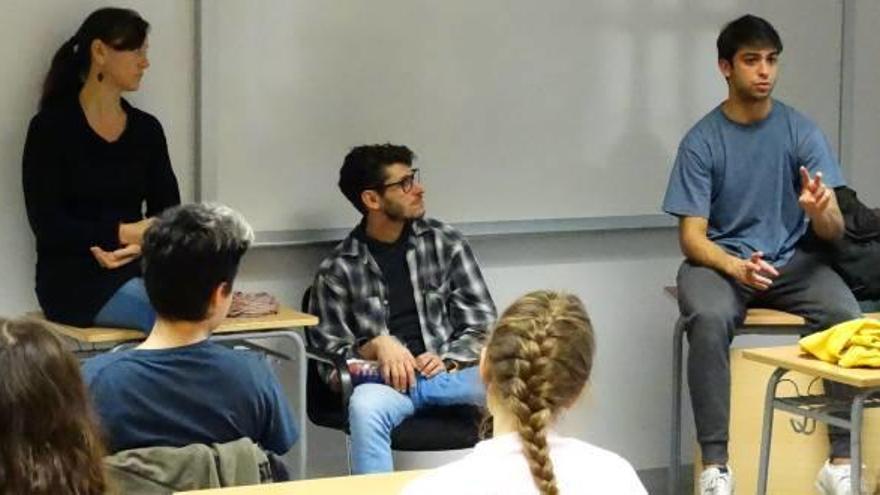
[663,15,860,495]
[83,203,298,458]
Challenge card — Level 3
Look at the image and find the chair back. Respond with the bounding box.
[301,286,484,449]
[105,437,274,493]
[302,287,349,430]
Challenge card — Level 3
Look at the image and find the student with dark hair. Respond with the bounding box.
[310,143,497,473]
[83,203,298,457]
[663,14,860,495]
[403,291,646,495]
[715,13,782,63]
[23,7,180,332]
[0,317,108,495]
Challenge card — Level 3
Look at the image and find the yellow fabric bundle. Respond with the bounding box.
[799,318,880,368]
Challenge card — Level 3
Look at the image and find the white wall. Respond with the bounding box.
[0,0,194,316]
[846,0,880,204]
[2,0,879,476]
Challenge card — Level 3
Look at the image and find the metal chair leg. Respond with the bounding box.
[851,393,866,495]
[345,434,353,475]
[669,318,684,495]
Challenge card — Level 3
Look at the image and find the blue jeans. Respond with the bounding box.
[93,277,156,333]
[348,365,486,474]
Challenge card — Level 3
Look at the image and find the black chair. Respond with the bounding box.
[300,288,483,469]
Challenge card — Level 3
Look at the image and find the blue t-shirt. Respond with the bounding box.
[662,100,845,266]
[82,340,298,455]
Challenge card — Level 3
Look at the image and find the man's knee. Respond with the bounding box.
[684,304,738,348]
[349,384,389,422]
[815,305,862,331]
[348,384,410,427]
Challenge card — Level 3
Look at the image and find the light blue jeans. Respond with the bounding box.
[348,365,485,474]
[93,277,156,333]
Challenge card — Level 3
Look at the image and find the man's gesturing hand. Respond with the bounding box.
[728,251,779,290]
[798,166,832,218]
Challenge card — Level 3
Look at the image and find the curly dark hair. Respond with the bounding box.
[338,143,415,214]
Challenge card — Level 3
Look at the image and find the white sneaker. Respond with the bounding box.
[815,460,865,495]
[700,465,734,495]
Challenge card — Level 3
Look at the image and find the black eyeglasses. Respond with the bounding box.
[371,168,420,193]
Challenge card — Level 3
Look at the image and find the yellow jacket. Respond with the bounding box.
[800,318,880,368]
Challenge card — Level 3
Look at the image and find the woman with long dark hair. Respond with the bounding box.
[0,317,108,494]
[23,7,180,331]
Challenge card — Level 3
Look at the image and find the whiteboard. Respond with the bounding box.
[199,0,843,238]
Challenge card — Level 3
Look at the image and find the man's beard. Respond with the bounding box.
[383,201,424,222]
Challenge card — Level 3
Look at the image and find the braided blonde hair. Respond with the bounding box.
[484,291,595,495]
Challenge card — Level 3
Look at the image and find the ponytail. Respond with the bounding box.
[40,36,89,111]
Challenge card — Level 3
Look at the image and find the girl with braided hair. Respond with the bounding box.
[404,290,645,494]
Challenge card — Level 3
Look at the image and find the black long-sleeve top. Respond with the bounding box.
[22,98,180,326]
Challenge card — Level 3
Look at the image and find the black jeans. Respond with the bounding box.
[677,247,861,464]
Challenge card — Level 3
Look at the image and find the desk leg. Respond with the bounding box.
[669,319,684,495]
[757,367,787,495]
[851,393,866,495]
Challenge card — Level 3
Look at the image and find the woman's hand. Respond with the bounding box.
[118,218,154,246]
[90,244,141,269]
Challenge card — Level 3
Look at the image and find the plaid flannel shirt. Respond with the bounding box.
[309,218,496,378]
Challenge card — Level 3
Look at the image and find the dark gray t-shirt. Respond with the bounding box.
[662,100,845,266]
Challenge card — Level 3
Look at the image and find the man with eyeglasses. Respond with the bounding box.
[309,143,496,474]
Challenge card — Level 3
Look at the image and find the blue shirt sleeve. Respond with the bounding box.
[255,360,299,455]
[796,122,845,188]
[80,354,129,452]
[663,141,712,218]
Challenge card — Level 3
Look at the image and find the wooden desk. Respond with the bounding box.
[30,307,318,344]
[744,345,880,388]
[176,470,426,495]
[744,345,880,494]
